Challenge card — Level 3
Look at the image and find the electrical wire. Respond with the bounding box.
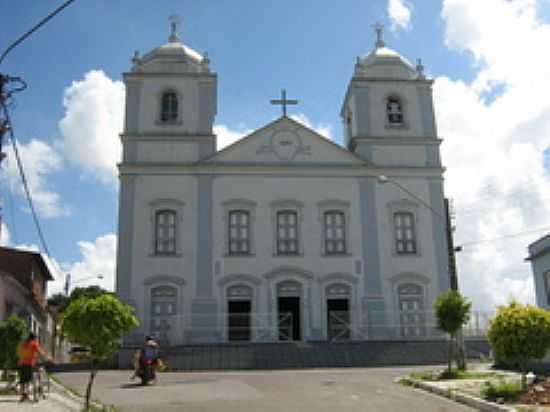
[0,100,51,257]
[0,0,77,66]
[458,225,550,249]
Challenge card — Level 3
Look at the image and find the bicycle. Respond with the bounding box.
[31,363,50,402]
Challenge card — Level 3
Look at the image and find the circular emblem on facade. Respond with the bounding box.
[270,129,301,160]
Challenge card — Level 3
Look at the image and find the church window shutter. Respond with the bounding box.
[228,210,250,255]
[276,210,299,255]
[394,211,416,254]
[324,211,346,255]
[155,209,177,254]
[160,91,178,122]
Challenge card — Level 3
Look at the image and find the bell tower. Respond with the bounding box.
[341,24,440,169]
[121,16,217,164]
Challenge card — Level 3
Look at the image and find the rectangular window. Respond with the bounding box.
[324,211,346,255]
[155,210,177,254]
[394,211,417,254]
[277,210,299,255]
[228,210,250,255]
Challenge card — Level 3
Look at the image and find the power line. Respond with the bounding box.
[0,0,77,65]
[0,98,51,257]
[458,225,550,249]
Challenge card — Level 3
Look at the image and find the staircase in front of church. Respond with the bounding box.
[136,339,490,371]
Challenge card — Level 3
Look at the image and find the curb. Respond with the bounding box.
[398,377,514,412]
[50,375,114,411]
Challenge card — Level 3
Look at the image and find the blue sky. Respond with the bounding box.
[1,0,550,310]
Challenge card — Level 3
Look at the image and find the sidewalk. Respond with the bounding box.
[0,381,80,411]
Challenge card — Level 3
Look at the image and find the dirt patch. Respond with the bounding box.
[519,378,550,405]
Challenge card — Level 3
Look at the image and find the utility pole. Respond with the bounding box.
[445,198,466,369]
[445,198,460,291]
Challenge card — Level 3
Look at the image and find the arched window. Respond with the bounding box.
[155,209,177,254]
[160,91,178,123]
[398,283,425,337]
[386,97,403,125]
[150,286,177,343]
[394,211,416,254]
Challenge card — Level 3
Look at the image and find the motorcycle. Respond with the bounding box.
[138,358,156,385]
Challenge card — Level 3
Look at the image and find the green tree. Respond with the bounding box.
[488,302,550,389]
[62,294,139,410]
[0,315,28,380]
[434,290,472,373]
[69,285,111,302]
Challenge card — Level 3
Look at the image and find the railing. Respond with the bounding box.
[124,309,494,345]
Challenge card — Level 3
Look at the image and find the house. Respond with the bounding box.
[0,246,55,355]
[527,234,550,309]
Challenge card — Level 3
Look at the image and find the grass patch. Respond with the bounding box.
[0,387,17,396]
[410,369,496,381]
[81,406,118,412]
[481,379,523,403]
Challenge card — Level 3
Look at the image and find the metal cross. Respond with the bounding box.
[270,89,298,117]
[169,14,183,42]
[372,22,385,48]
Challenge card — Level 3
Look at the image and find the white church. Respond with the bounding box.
[116,21,451,345]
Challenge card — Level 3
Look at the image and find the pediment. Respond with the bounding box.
[203,117,366,166]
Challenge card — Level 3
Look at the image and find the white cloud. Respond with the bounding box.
[58,70,125,186]
[214,124,252,150]
[436,0,550,310]
[2,139,68,218]
[0,222,10,246]
[290,113,333,140]
[388,0,412,31]
[47,233,117,296]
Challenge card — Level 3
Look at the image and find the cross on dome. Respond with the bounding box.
[372,22,385,48]
[168,14,183,43]
[270,89,298,117]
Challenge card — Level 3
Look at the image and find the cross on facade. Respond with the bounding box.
[373,22,385,48]
[270,89,298,117]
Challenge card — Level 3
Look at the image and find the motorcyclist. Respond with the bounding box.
[136,335,159,384]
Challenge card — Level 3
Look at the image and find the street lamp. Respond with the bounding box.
[64,273,104,296]
[377,174,466,367]
[377,175,460,290]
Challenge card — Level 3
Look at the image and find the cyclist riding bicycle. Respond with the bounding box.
[17,332,51,402]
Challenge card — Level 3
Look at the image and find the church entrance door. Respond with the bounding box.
[278,297,301,341]
[228,300,251,341]
[327,299,350,341]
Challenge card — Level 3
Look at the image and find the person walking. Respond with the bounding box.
[17,332,51,402]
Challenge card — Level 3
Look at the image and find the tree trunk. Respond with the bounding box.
[85,360,97,411]
[448,333,454,373]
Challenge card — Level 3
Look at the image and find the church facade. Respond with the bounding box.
[116,24,451,345]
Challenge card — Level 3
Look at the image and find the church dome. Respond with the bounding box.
[130,16,210,74]
[354,25,421,80]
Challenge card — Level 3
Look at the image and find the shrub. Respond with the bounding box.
[488,302,550,389]
[481,379,523,402]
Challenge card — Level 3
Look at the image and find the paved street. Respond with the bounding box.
[53,367,475,412]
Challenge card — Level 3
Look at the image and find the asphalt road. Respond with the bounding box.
[53,367,475,412]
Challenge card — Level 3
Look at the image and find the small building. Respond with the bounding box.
[527,234,550,309]
[0,246,55,354]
